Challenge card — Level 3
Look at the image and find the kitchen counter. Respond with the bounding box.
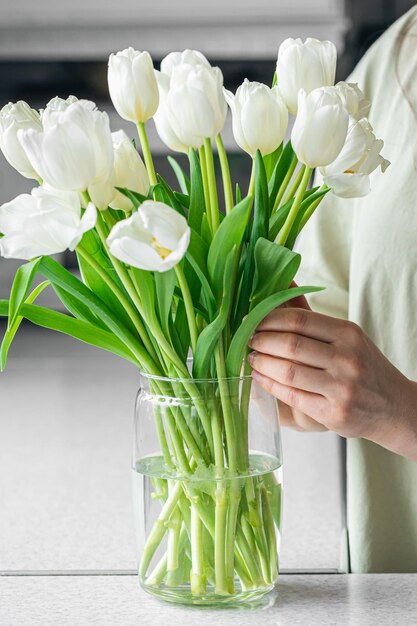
[0,324,362,624]
[1,573,416,626]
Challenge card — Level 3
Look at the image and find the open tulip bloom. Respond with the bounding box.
[0,39,389,599]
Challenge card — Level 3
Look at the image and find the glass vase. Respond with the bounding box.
[132,370,283,606]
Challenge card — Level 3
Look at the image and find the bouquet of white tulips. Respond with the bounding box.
[0,38,389,602]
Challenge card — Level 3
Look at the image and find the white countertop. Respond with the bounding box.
[0,325,415,624]
[1,573,416,626]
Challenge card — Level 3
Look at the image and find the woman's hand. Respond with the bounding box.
[248,307,417,461]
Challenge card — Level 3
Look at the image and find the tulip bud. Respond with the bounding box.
[0,187,97,260]
[277,37,337,115]
[18,99,113,192]
[88,130,150,210]
[334,82,370,120]
[107,200,190,272]
[154,64,227,150]
[108,48,159,123]
[0,101,42,179]
[320,117,390,197]
[224,79,288,157]
[160,49,211,76]
[291,87,349,167]
[110,130,150,211]
[153,71,189,153]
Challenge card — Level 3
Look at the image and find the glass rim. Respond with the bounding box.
[139,370,253,384]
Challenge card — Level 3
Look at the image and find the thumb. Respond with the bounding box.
[282,281,312,311]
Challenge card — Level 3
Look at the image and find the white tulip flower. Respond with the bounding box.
[108,48,159,123]
[0,186,97,260]
[224,79,288,157]
[160,49,211,76]
[320,117,390,198]
[18,99,113,192]
[40,95,79,125]
[291,87,349,167]
[277,37,337,115]
[153,71,189,153]
[0,101,42,179]
[107,200,190,272]
[334,82,370,120]
[89,130,150,210]
[154,64,227,150]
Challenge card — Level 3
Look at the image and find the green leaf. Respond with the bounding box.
[285,187,330,250]
[226,285,323,377]
[52,285,107,329]
[251,239,301,308]
[37,256,148,365]
[0,280,50,371]
[7,257,41,329]
[200,213,212,245]
[174,192,190,209]
[131,267,156,321]
[154,269,176,337]
[192,247,237,378]
[185,251,216,319]
[0,300,138,366]
[268,141,295,205]
[174,301,190,361]
[77,229,137,335]
[115,187,148,209]
[263,144,283,180]
[188,149,205,234]
[207,195,252,298]
[234,151,269,325]
[167,156,191,195]
[155,175,187,216]
[268,188,318,242]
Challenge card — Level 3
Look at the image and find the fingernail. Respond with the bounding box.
[247,351,255,364]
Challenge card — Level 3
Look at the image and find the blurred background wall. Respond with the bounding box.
[0,0,416,296]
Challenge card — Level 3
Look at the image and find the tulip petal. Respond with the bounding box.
[324,173,371,198]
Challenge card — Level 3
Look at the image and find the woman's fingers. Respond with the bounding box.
[252,370,328,429]
[248,351,331,395]
[257,307,344,343]
[249,330,334,369]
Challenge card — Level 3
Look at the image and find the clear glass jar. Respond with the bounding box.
[132,371,283,606]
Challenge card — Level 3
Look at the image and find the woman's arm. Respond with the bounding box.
[248,306,417,462]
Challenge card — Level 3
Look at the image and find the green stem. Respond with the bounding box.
[93,216,161,366]
[204,138,219,232]
[282,164,306,205]
[175,264,198,354]
[76,246,143,342]
[261,484,279,582]
[190,503,206,595]
[248,159,256,198]
[139,481,183,580]
[76,245,159,373]
[198,146,212,231]
[298,187,327,232]
[272,154,297,213]
[166,500,182,586]
[137,122,157,186]
[214,484,229,595]
[277,167,312,246]
[215,344,238,472]
[215,134,233,213]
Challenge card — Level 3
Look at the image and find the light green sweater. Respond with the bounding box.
[296,6,417,572]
